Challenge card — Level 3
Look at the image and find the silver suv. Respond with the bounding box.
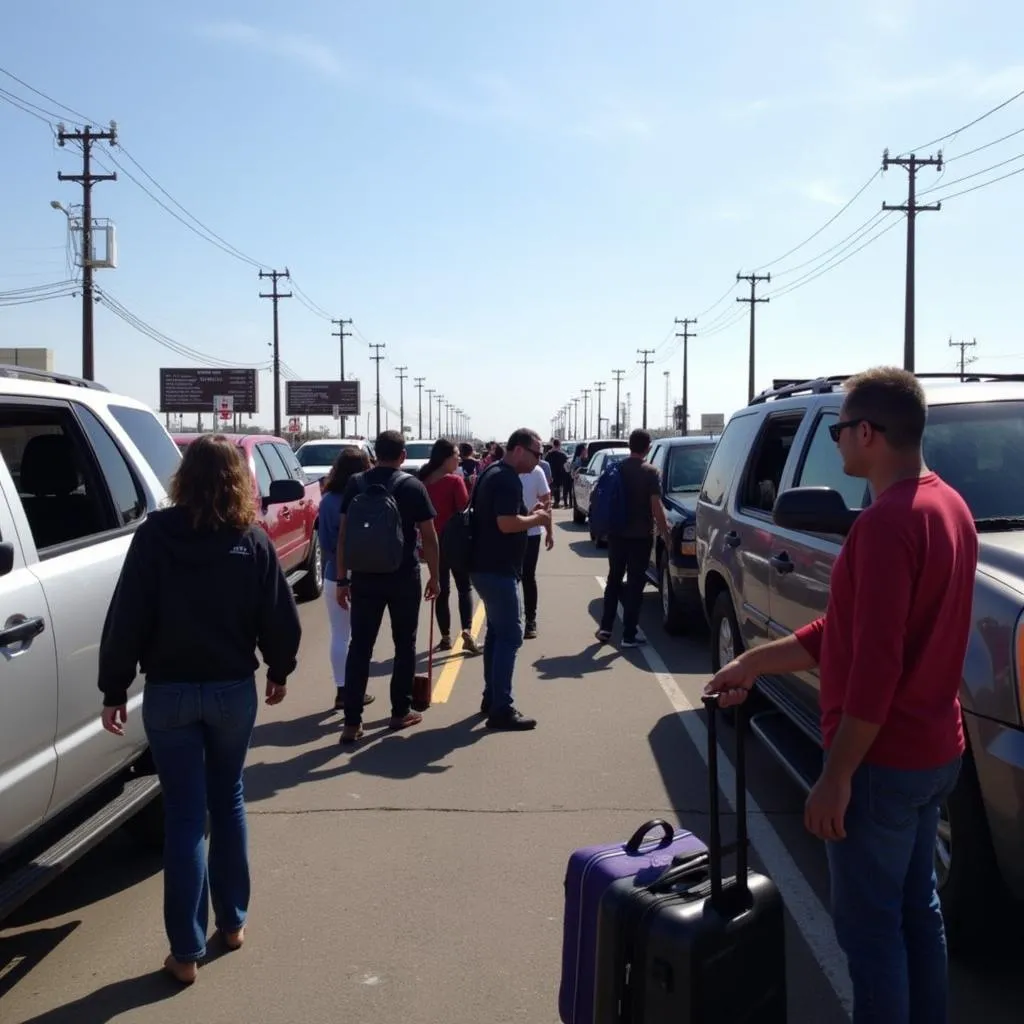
[0,367,183,919]
[696,373,1024,948]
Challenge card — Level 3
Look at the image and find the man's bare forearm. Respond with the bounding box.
[737,634,817,675]
[822,715,881,782]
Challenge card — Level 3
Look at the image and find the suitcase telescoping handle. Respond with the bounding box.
[702,693,749,907]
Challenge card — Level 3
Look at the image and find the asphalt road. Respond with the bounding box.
[1,510,1022,1023]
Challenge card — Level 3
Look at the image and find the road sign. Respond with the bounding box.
[287,417,301,434]
[159,368,258,414]
[214,394,234,422]
[285,379,360,417]
[700,413,725,433]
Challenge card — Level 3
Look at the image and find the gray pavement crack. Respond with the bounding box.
[248,805,801,816]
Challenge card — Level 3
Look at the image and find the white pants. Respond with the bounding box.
[324,587,351,687]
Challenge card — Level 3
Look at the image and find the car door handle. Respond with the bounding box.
[0,615,45,648]
[770,552,795,574]
[724,531,741,549]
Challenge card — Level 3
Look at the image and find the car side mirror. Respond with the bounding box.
[266,479,305,506]
[773,487,860,536]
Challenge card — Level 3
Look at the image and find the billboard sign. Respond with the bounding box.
[700,413,725,433]
[159,368,258,414]
[285,380,360,417]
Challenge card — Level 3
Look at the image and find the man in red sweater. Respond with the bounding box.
[706,367,977,1023]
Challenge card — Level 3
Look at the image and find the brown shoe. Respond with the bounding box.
[164,955,198,985]
[461,631,481,655]
[388,711,423,731]
[340,724,364,744]
[222,927,245,951]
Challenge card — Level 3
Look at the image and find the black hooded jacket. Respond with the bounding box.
[98,506,302,707]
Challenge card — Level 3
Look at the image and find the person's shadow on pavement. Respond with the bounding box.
[532,643,619,681]
[11,969,180,1024]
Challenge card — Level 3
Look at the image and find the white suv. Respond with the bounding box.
[0,366,183,919]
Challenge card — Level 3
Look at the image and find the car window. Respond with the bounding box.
[667,444,716,494]
[0,403,127,552]
[405,442,434,459]
[258,442,292,482]
[278,444,307,481]
[252,447,273,498]
[75,406,147,525]
[107,404,182,492]
[739,414,805,514]
[589,452,605,474]
[700,413,762,507]
[923,400,1024,522]
[648,444,665,474]
[796,412,870,510]
[297,443,343,467]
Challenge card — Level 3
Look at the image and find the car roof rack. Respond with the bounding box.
[752,371,1024,406]
[0,365,109,392]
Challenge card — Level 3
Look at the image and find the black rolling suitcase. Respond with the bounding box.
[593,695,787,1023]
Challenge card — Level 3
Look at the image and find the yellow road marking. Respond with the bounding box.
[431,601,487,703]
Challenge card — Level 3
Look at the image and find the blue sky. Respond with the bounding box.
[3,0,1024,439]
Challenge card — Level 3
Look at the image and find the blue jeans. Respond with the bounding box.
[470,571,522,715]
[143,678,258,963]
[827,757,961,1024]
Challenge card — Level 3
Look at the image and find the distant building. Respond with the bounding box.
[0,348,55,372]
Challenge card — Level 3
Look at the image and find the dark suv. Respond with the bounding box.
[696,374,1024,945]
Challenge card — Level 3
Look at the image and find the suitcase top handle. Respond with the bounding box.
[624,819,675,854]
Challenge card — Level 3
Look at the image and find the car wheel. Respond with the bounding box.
[295,530,324,602]
[660,555,687,636]
[940,752,1005,953]
[710,592,745,726]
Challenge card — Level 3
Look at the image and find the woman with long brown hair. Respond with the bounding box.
[319,445,373,709]
[98,435,301,985]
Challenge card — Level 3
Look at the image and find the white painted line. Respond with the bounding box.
[594,575,853,1018]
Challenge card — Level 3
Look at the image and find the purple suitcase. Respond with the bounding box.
[559,819,707,1024]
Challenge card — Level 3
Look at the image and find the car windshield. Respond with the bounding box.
[296,444,348,466]
[666,444,716,493]
[923,400,1024,527]
[404,443,434,459]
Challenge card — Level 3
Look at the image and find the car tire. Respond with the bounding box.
[573,506,586,525]
[660,555,687,636]
[709,591,745,727]
[295,529,324,602]
[940,751,1005,954]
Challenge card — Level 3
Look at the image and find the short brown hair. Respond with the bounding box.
[507,428,541,452]
[324,445,370,495]
[629,428,651,454]
[843,367,927,450]
[169,434,256,531]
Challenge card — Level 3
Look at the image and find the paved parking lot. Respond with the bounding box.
[1,511,1022,1023]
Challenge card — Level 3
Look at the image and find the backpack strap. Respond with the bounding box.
[385,471,411,495]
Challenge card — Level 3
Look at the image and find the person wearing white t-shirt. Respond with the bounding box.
[519,463,554,639]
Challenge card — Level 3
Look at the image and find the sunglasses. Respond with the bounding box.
[829,418,887,443]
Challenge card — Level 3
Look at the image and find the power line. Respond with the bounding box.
[920,150,1024,196]
[0,65,93,123]
[946,126,1024,163]
[934,163,1024,202]
[905,88,1024,155]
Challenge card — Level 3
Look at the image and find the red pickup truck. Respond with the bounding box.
[173,433,324,601]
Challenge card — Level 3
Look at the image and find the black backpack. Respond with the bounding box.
[344,472,408,574]
[441,463,498,575]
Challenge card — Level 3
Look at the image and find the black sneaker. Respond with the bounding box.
[480,697,491,716]
[334,690,375,711]
[524,622,537,639]
[486,708,537,731]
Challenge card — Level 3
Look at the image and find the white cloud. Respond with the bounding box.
[197,22,350,80]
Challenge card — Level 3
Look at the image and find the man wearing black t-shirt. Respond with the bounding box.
[471,428,551,730]
[336,430,439,743]
[546,439,569,507]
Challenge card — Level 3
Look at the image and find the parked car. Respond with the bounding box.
[571,447,629,535]
[695,373,1024,946]
[399,439,436,475]
[174,433,324,602]
[0,367,187,920]
[644,436,719,634]
[295,436,376,486]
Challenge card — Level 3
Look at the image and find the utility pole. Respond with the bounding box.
[395,366,408,436]
[571,397,580,439]
[57,123,117,381]
[736,273,770,402]
[436,393,445,438]
[674,317,697,436]
[581,388,592,439]
[369,343,386,437]
[594,382,606,438]
[949,337,978,380]
[637,349,655,429]
[612,370,625,439]
[331,317,352,434]
[258,268,292,436]
[414,377,426,437]
[425,388,435,438]
[883,149,943,372]
[663,371,671,429]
